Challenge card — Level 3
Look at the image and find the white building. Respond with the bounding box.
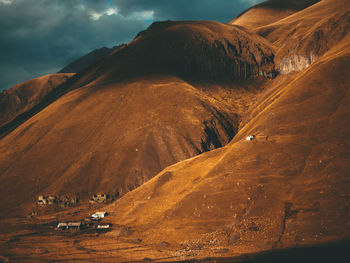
[97,224,110,229]
[246,135,256,141]
[92,211,108,219]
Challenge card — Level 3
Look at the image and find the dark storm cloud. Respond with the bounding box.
[115,0,260,22]
[0,0,263,91]
[0,0,150,91]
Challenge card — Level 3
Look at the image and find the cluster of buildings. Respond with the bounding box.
[38,193,113,207]
[37,195,78,206]
[56,211,110,231]
[37,193,116,232]
[89,194,110,204]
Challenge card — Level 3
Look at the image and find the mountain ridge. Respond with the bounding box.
[58,45,123,74]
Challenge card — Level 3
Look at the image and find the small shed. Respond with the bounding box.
[92,211,108,219]
[68,222,81,230]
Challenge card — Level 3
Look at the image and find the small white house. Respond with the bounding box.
[246,135,256,141]
[97,224,110,229]
[92,211,108,219]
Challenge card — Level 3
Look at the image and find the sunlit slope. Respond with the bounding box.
[255,0,350,73]
[109,35,350,255]
[231,0,320,30]
[0,78,241,215]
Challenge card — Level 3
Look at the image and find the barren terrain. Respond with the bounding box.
[0,0,349,262]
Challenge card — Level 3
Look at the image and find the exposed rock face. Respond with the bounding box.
[76,21,277,86]
[278,53,317,74]
[256,1,350,74]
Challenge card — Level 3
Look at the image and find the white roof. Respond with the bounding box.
[94,211,107,215]
[97,224,110,229]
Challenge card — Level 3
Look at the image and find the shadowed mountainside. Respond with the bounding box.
[58,45,123,74]
[0,74,73,126]
[73,21,277,87]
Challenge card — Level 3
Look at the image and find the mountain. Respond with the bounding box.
[0,20,278,216]
[256,0,350,74]
[0,77,241,215]
[0,0,349,262]
[0,73,73,126]
[109,31,350,260]
[101,0,350,260]
[231,0,320,30]
[71,21,277,86]
[58,46,122,74]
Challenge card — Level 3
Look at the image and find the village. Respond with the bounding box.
[37,192,116,207]
[56,211,111,232]
[36,193,115,233]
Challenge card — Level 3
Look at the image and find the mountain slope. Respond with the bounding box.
[0,1,349,262]
[0,73,73,126]
[0,77,245,215]
[230,0,320,30]
[0,20,279,216]
[106,30,350,260]
[256,0,350,73]
[58,46,122,74]
[73,21,277,87]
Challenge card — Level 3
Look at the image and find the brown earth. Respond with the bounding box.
[0,0,350,262]
[105,29,350,260]
[0,77,247,216]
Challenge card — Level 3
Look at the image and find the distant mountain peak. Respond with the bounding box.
[58,45,124,74]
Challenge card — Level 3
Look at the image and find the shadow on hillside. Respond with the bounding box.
[172,239,350,263]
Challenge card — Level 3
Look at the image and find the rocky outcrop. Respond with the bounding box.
[258,3,350,74]
[278,53,317,74]
[276,11,350,74]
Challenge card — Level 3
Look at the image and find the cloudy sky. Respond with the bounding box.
[0,0,263,91]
